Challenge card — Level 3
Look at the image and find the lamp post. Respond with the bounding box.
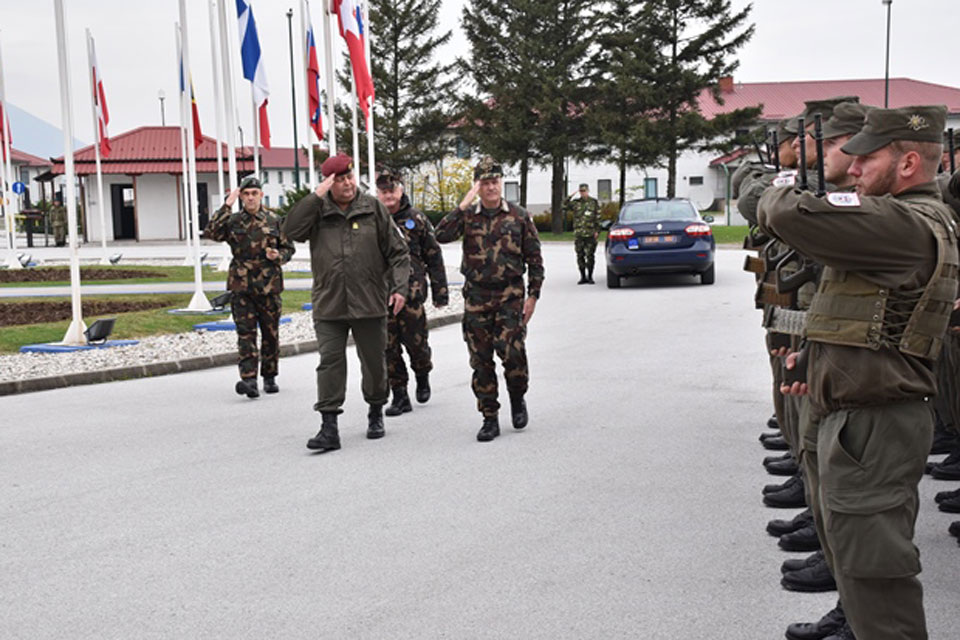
[158,89,166,126]
[882,0,892,108]
[287,8,301,189]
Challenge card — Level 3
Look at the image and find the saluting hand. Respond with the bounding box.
[265,247,280,261]
[315,173,336,199]
[224,188,241,208]
[459,181,481,210]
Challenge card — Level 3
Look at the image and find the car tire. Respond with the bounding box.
[606,267,621,289]
[700,263,716,285]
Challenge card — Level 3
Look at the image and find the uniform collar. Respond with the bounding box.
[472,199,510,214]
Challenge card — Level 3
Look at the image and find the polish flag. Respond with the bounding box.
[334,0,374,127]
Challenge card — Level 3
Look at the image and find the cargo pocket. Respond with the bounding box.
[824,486,920,579]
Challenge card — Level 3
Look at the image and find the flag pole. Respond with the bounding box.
[85,30,110,265]
[217,0,238,194]
[0,34,19,270]
[178,0,212,312]
[350,75,360,187]
[300,0,315,188]
[362,0,375,188]
[208,0,226,202]
[176,24,194,266]
[54,0,86,344]
[323,1,337,155]
[252,86,260,177]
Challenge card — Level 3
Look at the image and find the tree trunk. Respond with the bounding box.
[618,146,626,209]
[520,154,529,208]
[550,154,565,234]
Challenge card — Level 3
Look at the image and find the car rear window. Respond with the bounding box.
[619,200,697,222]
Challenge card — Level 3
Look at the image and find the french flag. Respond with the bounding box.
[305,3,323,141]
[236,0,271,148]
[334,0,374,127]
[88,36,111,158]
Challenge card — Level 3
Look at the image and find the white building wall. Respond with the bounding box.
[260,166,309,209]
[135,175,179,241]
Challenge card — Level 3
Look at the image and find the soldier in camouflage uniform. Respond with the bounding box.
[375,168,449,417]
[204,175,295,398]
[435,156,545,442]
[564,183,601,284]
[50,194,67,247]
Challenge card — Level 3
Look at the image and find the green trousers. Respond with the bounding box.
[312,317,388,413]
[802,400,932,640]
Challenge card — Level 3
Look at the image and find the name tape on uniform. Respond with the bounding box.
[826,192,861,207]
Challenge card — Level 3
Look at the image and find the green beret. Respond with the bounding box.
[821,102,874,140]
[842,105,948,156]
[474,155,503,180]
[239,175,262,190]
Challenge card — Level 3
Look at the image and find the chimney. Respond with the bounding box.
[718,76,734,93]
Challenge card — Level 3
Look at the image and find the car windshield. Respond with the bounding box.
[619,200,697,223]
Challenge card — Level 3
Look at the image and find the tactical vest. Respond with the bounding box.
[805,197,959,359]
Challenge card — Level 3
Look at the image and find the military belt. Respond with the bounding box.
[764,307,808,336]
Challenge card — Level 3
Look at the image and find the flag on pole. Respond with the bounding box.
[179,51,203,149]
[305,1,323,141]
[236,0,271,149]
[88,36,111,158]
[334,0,374,127]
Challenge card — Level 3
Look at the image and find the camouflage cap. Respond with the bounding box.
[474,155,503,180]
[375,167,403,190]
[784,96,861,134]
[578,183,589,190]
[821,102,873,140]
[842,105,948,155]
[239,175,262,190]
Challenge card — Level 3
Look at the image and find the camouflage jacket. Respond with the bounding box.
[392,195,448,306]
[435,198,544,299]
[565,195,601,238]
[204,204,295,295]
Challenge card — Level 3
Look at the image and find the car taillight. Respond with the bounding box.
[685,223,712,237]
[608,228,635,241]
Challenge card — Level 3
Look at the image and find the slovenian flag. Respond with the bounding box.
[88,35,111,158]
[304,0,323,141]
[334,0,374,127]
[236,0,271,149]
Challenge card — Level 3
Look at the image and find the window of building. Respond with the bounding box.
[278,171,284,185]
[689,176,704,186]
[504,181,520,202]
[262,172,268,184]
[455,137,470,159]
[264,195,270,207]
[597,179,612,201]
[279,195,285,208]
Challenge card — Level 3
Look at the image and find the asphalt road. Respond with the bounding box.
[3,244,959,639]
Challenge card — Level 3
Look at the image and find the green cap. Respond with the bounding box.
[474,155,503,180]
[578,183,589,191]
[821,102,874,140]
[785,96,860,134]
[775,119,796,144]
[239,175,262,190]
[842,105,948,155]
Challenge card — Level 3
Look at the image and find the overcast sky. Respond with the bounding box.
[1,0,954,151]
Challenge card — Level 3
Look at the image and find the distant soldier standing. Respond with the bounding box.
[50,194,67,247]
[375,168,449,416]
[564,183,601,284]
[435,156,544,442]
[205,175,296,398]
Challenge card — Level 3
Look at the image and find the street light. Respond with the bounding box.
[882,0,892,108]
[287,8,301,189]
[158,89,166,126]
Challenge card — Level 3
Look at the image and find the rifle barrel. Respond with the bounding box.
[950,128,956,174]
[771,130,780,172]
[814,114,826,197]
[797,117,808,190]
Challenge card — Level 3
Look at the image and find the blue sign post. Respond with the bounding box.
[11,181,25,195]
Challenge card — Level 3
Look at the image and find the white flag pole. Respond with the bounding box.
[217,0,239,194]
[178,0,212,312]
[0,34,19,269]
[176,24,193,266]
[323,1,337,155]
[85,30,110,265]
[300,0,315,188]
[362,0,374,188]
[252,86,260,177]
[350,75,360,187]
[208,0,225,202]
[54,0,86,344]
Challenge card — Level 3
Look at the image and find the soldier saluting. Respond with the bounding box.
[204,175,296,398]
[564,183,601,284]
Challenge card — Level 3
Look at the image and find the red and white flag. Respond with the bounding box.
[334,0,374,127]
[88,36,111,158]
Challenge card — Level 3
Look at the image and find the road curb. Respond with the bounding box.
[0,312,464,397]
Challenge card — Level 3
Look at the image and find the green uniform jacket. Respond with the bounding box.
[392,195,448,306]
[758,182,953,415]
[283,191,410,321]
[564,195,601,238]
[204,204,295,294]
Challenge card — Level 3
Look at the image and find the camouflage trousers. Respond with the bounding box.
[574,235,598,271]
[462,290,528,417]
[386,298,432,389]
[231,291,282,379]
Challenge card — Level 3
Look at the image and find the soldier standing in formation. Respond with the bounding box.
[283,153,410,452]
[204,175,296,398]
[564,183,601,284]
[435,156,544,442]
[374,167,449,417]
[760,105,957,640]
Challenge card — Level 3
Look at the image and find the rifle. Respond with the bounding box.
[743,224,771,250]
[950,128,956,174]
[797,117,808,190]
[814,114,826,197]
[771,130,781,173]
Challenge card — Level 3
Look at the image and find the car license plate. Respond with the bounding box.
[627,238,639,249]
[642,235,676,244]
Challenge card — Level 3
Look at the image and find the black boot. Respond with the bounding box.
[781,550,824,575]
[477,415,500,442]
[510,394,528,429]
[415,373,431,404]
[385,387,412,417]
[763,474,807,508]
[586,267,595,284]
[307,412,340,451]
[367,404,385,439]
[263,376,279,394]
[766,455,800,476]
[235,378,259,399]
[779,524,822,552]
[785,601,845,640]
[781,557,837,593]
[577,267,587,284]
[767,507,813,537]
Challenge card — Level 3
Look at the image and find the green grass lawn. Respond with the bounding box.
[711,225,749,245]
[0,264,312,288]
[0,290,313,354]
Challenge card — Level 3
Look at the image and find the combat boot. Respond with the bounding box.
[781,550,824,574]
[822,622,855,640]
[763,451,792,465]
[385,387,412,417]
[510,394,528,429]
[759,431,781,442]
[767,414,780,430]
[782,559,837,592]
[785,601,845,640]
[477,416,500,442]
[949,520,960,537]
[263,376,279,394]
[935,486,960,503]
[779,524,821,552]
[235,378,259,399]
[767,507,813,537]
[938,494,960,513]
[415,373,431,403]
[586,267,595,284]
[930,428,958,455]
[763,473,801,495]
[577,268,587,284]
[763,475,806,508]
[307,413,341,451]
[761,434,789,451]
[367,404,385,439]
[766,455,800,476]
[931,448,960,480]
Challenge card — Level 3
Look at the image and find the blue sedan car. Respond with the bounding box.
[604,198,716,288]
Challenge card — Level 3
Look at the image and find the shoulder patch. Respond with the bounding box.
[405,219,415,230]
[826,192,861,208]
[772,175,796,187]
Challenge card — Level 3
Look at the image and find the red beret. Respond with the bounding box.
[321,153,354,178]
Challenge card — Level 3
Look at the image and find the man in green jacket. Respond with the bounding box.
[283,153,410,451]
